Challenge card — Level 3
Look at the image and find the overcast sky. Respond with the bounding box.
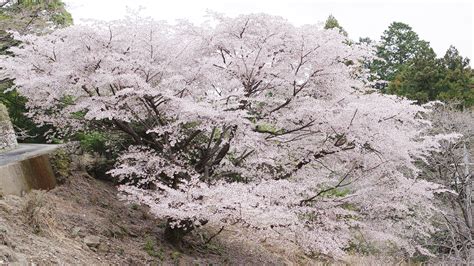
[63,0,473,63]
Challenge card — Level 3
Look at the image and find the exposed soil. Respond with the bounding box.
[0,171,312,265]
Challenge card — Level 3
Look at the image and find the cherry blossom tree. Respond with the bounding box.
[421,103,473,262]
[0,13,458,259]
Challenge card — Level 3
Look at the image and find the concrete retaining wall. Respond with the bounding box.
[0,144,58,197]
[0,103,56,197]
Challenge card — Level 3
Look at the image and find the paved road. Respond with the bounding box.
[0,144,59,166]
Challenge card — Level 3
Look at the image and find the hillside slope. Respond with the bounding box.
[0,172,303,264]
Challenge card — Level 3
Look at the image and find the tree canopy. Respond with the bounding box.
[0,14,458,258]
[372,22,473,107]
[371,22,432,81]
[324,14,348,37]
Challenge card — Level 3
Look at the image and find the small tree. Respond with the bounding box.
[324,14,348,37]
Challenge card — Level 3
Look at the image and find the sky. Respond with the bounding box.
[63,0,473,63]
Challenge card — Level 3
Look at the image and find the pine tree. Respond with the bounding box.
[324,14,348,37]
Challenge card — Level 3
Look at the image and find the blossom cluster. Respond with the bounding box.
[0,13,457,258]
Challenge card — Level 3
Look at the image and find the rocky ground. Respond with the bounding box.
[0,171,312,265]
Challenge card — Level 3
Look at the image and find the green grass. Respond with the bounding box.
[171,251,181,263]
[143,237,165,260]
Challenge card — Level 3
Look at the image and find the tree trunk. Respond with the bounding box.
[163,218,208,246]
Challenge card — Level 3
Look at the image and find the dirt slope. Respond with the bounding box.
[0,172,308,265]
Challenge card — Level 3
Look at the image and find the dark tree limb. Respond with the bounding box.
[204,226,225,244]
[299,165,355,206]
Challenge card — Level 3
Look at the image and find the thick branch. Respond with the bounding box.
[299,165,354,206]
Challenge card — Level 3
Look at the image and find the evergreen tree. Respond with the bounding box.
[372,22,431,81]
[436,46,473,107]
[386,42,441,103]
[358,37,373,45]
[324,14,348,36]
[387,45,473,107]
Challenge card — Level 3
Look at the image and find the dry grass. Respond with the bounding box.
[21,191,57,236]
[2,172,317,264]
